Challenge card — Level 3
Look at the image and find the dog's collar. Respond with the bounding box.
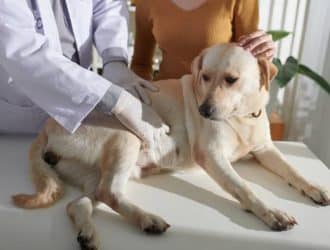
[225,109,263,146]
[250,109,262,118]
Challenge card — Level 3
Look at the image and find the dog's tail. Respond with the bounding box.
[12,130,64,209]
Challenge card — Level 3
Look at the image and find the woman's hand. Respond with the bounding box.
[238,30,275,60]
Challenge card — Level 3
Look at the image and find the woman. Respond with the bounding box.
[131,0,275,80]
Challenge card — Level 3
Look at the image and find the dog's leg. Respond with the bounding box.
[67,196,99,250]
[253,143,330,206]
[96,134,170,234]
[201,150,297,230]
[12,130,64,208]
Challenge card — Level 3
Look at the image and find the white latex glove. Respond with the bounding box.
[96,85,170,149]
[111,91,170,149]
[103,61,158,105]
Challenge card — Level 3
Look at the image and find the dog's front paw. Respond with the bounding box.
[139,213,170,235]
[77,223,99,250]
[303,185,330,206]
[263,209,297,231]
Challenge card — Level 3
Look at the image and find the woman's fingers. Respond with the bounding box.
[238,30,275,60]
[250,41,275,59]
[237,30,266,46]
[263,49,275,60]
[241,34,273,52]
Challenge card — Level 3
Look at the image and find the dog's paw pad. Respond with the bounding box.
[305,186,330,206]
[140,214,170,235]
[77,231,98,250]
[265,209,297,231]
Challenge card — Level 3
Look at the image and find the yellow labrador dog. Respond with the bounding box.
[12,44,329,250]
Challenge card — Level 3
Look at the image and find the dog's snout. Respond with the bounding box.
[199,103,216,118]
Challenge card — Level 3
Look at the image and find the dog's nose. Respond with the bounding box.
[199,103,216,118]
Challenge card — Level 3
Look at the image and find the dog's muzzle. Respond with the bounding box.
[199,103,216,119]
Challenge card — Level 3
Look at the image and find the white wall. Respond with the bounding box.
[260,0,330,167]
[303,33,330,167]
[286,0,330,167]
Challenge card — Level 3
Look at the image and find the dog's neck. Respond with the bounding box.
[181,75,204,148]
[181,74,266,147]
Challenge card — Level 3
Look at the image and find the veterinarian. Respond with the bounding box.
[0,0,167,149]
[131,0,275,80]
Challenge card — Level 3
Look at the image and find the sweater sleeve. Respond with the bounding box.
[232,0,259,42]
[130,0,156,80]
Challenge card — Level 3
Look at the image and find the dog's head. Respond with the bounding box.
[191,44,277,120]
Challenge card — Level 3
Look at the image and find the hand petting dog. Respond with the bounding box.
[238,30,276,60]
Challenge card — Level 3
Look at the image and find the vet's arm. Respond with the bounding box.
[92,0,158,104]
[92,0,129,66]
[96,88,169,149]
[0,1,110,133]
[103,61,158,105]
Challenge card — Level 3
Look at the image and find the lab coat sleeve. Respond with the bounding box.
[0,0,113,133]
[93,0,129,65]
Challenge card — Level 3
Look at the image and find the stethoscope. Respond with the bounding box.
[30,0,44,34]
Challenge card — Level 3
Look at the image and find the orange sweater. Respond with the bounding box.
[131,0,259,80]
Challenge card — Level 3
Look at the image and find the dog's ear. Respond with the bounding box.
[191,49,207,81]
[258,58,278,91]
[191,54,204,77]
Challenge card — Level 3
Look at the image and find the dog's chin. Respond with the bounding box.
[199,113,231,121]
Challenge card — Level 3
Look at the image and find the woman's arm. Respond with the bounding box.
[232,0,259,41]
[233,0,275,60]
[131,0,156,81]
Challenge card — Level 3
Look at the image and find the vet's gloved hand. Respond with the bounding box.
[103,61,158,105]
[96,85,170,149]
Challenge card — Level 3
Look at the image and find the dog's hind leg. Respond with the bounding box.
[253,143,330,206]
[96,134,170,234]
[67,196,99,250]
[12,130,64,208]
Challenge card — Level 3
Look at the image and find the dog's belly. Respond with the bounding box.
[137,126,194,170]
[135,79,195,170]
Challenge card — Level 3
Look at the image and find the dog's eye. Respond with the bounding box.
[225,76,239,85]
[202,74,211,82]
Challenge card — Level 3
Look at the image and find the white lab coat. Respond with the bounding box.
[0,0,128,134]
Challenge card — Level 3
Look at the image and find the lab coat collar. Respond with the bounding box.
[34,0,62,53]
[64,0,83,64]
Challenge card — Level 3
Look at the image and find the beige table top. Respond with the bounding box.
[0,135,329,250]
